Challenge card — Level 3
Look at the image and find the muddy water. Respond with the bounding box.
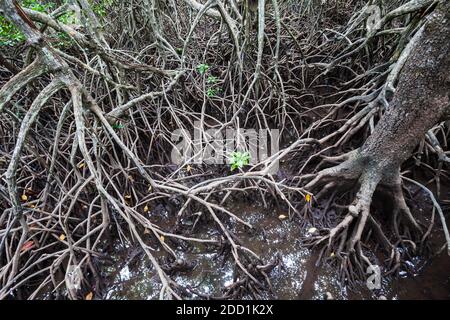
[102,192,450,300]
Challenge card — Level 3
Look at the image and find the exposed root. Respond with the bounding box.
[0,0,448,300]
[303,154,435,285]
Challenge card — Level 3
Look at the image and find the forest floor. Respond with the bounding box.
[97,167,450,300]
[100,199,449,300]
[1,0,449,300]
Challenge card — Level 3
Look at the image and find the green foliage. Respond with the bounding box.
[91,0,114,17]
[21,0,55,13]
[206,87,222,97]
[207,76,217,84]
[112,123,124,130]
[0,0,55,46]
[92,4,107,16]
[197,63,209,75]
[0,0,112,47]
[206,87,216,97]
[55,31,73,48]
[57,11,77,25]
[53,9,77,47]
[196,65,221,97]
[229,152,250,171]
[0,17,25,46]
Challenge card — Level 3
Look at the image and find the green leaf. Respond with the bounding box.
[197,64,209,75]
[207,76,217,84]
[207,88,216,97]
[112,123,124,130]
[229,151,251,171]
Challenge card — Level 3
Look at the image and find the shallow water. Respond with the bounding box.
[102,190,450,300]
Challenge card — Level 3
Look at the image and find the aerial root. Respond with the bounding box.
[304,157,427,283]
[0,0,447,300]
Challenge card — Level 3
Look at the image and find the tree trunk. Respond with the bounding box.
[307,1,450,270]
[359,1,450,181]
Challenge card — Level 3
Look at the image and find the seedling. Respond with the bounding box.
[207,76,217,84]
[112,123,124,130]
[207,87,216,97]
[197,63,209,75]
[229,152,250,171]
[207,86,222,97]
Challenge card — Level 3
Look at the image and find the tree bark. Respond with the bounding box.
[307,1,450,264]
[358,0,450,181]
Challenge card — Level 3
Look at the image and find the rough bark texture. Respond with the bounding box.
[359,1,450,181]
[307,1,450,273]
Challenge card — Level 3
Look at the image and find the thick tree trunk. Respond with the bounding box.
[307,1,450,268]
[309,1,450,190]
[359,1,450,181]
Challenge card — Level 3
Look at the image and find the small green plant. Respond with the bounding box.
[55,31,74,47]
[229,152,250,171]
[112,123,124,130]
[207,76,217,84]
[206,87,216,97]
[206,87,222,97]
[195,64,222,97]
[197,63,209,75]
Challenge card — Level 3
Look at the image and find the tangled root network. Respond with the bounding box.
[0,0,449,299]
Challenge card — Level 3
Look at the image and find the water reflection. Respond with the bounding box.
[103,203,450,300]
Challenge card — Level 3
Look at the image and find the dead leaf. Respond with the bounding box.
[305,194,312,203]
[160,235,165,242]
[186,165,192,172]
[85,292,93,300]
[78,162,85,169]
[124,195,132,200]
[144,205,149,213]
[21,241,35,252]
[59,234,66,241]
